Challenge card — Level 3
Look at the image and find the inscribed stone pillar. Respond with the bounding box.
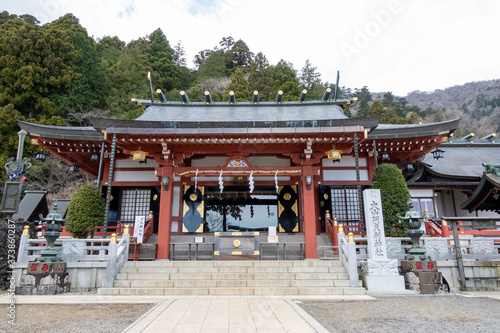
[361,189,408,293]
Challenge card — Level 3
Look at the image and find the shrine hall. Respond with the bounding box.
[18,88,459,260]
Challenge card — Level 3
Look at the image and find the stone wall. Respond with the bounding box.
[436,260,500,291]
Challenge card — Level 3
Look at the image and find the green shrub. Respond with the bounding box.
[370,163,411,237]
[65,185,105,238]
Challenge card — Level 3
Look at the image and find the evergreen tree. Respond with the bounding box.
[197,50,226,80]
[96,36,124,68]
[354,86,372,118]
[223,39,253,74]
[272,59,300,101]
[0,11,39,25]
[103,45,150,118]
[382,91,395,108]
[247,52,274,101]
[0,18,78,119]
[173,40,187,67]
[370,163,411,237]
[299,59,321,91]
[66,185,105,238]
[369,100,398,124]
[219,36,235,51]
[193,49,212,69]
[223,68,250,101]
[48,14,105,114]
[187,87,203,102]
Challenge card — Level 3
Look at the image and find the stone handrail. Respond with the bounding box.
[105,233,130,288]
[344,237,500,261]
[17,228,130,288]
[338,232,359,287]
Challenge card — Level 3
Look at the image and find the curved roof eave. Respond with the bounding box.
[368,118,460,140]
[18,120,104,142]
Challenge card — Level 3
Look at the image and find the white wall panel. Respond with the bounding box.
[114,170,158,182]
[322,156,367,167]
[323,169,369,181]
[116,157,159,168]
[172,186,181,217]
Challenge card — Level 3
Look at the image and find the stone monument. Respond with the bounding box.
[360,189,407,292]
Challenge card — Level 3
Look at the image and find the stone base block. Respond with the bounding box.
[362,274,406,292]
[417,272,442,285]
[16,272,70,295]
[420,284,440,294]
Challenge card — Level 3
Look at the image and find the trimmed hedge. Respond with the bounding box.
[65,185,105,238]
[370,163,411,237]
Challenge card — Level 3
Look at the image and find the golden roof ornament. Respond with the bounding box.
[131,146,148,162]
[325,145,343,162]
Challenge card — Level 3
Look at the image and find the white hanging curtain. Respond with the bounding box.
[194,169,199,191]
[249,171,254,193]
[275,170,279,193]
[218,170,224,193]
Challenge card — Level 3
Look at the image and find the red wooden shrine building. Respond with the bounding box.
[18,89,459,260]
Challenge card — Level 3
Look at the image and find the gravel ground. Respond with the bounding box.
[0,303,154,333]
[298,294,500,333]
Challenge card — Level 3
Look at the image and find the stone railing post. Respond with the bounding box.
[123,225,130,262]
[17,226,30,262]
[332,217,339,254]
[104,234,117,288]
[338,224,345,242]
[347,232,359,288]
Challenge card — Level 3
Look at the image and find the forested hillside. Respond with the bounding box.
[405,80,500,137]
[0,11,497,197]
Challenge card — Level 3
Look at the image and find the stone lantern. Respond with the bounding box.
[398,209,430,261]
[398,208,444,294]
[37,200,67,263]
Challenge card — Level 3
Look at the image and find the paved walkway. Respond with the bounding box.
[2,292,500,332]
[0,294,372,333]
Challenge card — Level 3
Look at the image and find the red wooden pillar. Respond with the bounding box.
[302,166,318,259]
[156,166,174,259]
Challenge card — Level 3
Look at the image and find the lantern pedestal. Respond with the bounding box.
[16,262,69,295]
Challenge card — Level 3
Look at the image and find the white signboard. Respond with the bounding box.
[268,235,279,243]
[133,216,146,244]
[363,189,387,259]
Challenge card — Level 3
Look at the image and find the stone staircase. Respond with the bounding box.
[97,260,366,296]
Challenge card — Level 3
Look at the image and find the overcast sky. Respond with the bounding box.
[2,0,499,96]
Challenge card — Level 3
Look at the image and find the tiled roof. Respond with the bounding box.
[423,145,500,178]
[135,102,349,123]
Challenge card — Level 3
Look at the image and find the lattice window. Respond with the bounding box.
[330,187,361,231]
[119,188,151,224]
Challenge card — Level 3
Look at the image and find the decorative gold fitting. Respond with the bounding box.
[124,225,130,235]
[441,219,447,226]
[338,224,344,233]
[333,217,338,226]
[22,225,30,235]
[325,210,331,221]
[110,233,117,244]
[149,210,154,220]
[348,232,354,243]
